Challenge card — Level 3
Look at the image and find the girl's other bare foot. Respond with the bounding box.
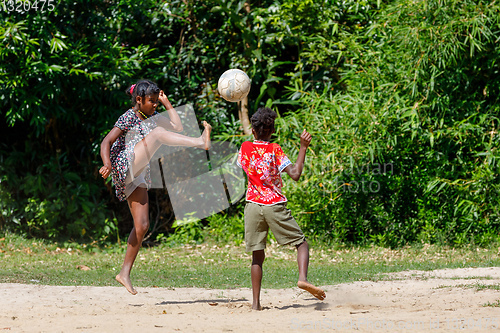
[297,280,326,300]
[116,274,137,295]
[201,121,212,150]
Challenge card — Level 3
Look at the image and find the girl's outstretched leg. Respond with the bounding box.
[200,121,212,150]
[116,187,150,295]
[296,241,326,300]
[131,121,212,178]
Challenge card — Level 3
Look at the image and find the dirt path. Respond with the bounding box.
[1,267,500,332]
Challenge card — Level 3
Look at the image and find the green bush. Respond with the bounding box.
[2,0,499,248]
[273,0,500,247]
[204,207,245,245]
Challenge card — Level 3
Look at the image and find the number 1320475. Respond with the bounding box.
[1,0,56,12]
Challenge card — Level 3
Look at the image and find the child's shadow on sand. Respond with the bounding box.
[156,298,248,306]
[274,302,330,311]
[155,298,330,311]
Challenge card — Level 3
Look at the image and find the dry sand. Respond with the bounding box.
[1,267,500,332]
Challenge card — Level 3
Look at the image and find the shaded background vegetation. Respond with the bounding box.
[1,0,499,247]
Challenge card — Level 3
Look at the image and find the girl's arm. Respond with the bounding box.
[156,90,183,132]
[284,130,312,182]
[99,127,123,179]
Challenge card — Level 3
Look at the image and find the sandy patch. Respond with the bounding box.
[1,267,500,332]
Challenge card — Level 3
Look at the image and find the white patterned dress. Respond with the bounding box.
[110,109,158,201]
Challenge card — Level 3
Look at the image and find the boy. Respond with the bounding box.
[237,107,326,310]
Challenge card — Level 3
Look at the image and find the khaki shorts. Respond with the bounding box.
[244,201,306,252]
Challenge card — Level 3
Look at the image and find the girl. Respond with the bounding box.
[99,79,211,295]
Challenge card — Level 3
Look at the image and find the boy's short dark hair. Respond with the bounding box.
[251,107,277,138]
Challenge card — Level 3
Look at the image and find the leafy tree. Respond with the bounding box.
[279,0,500,246]
[0,0,162,239]
[2,0,499,248]
[0,0,355,240]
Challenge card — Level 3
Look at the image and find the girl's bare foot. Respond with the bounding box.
[297,280,326,300]
[201,121,212,150]
[116,274,137,295]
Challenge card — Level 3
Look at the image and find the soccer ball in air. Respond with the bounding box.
[217,69,251,102]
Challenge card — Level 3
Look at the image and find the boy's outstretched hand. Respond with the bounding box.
[300,129,312,148]
[285,129,312,181]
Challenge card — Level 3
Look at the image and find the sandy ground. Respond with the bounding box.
[1,267,500,332]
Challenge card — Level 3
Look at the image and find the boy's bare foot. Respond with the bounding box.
[116,274,137,295]
[297,280,326,300]
[201,121,212,150]
[252,303,263,311]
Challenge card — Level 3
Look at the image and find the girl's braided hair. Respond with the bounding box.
[126,80,161,105]
[251,107,277,138]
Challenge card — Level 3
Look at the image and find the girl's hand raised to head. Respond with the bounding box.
[159,90,169,104]
[159,90,174,111]
[300,129,312,148]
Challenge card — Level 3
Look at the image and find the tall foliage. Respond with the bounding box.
[2,0,499,247]
[0,0,164,239]
[0,0,354,240]
[279,0,500,246]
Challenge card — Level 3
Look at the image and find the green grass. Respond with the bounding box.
[448,276,496,280]
[483,300,500,308]
[436,283,500,291]
[1,233,500,289]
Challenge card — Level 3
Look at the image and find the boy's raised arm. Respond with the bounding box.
[284,129,312,181]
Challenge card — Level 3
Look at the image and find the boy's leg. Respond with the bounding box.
[116,187,150,295]
[296,241,326,300]
[264,204,326,300]
[132,121,211,178]
[297,240,309,282]
[244,202,269,310]
[251,250,265,310]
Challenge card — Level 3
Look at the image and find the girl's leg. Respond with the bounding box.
[296,241,326,300]
[251,250,265,310]
[132,121,211,178]
[116,187,150,295]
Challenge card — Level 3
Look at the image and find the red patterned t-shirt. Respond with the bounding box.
[237,140,292,205]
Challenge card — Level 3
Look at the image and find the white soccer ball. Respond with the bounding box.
[217,69,251,102]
